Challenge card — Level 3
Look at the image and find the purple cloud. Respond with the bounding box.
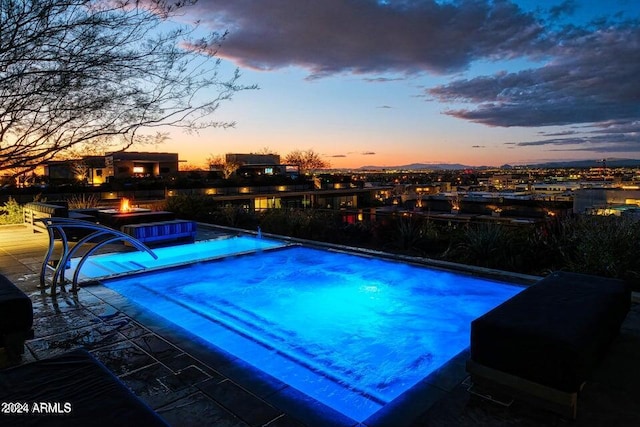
[428,23,640,147]
[548,0,578,20]
[514,121,640,152]
[364,77,406,83]
[188,0,546,77]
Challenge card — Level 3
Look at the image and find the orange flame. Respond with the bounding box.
[119,198,130,212]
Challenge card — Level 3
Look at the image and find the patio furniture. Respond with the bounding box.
[467,271,631,418]
[121,219,197,246]
[0,274,33,365]
[0,348,169,426]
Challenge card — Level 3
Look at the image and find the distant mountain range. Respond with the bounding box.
[358,163,474,170]
[357,158,640,170]
[516,158,640,168]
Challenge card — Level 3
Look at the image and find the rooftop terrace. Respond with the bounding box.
[0,224,638,426]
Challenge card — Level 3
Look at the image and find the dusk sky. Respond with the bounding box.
[166,0,640,169]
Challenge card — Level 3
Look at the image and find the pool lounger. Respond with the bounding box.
[467,271,631,418]
[121,220,197,246]
[0,349,169,426]
[0,274,33,365]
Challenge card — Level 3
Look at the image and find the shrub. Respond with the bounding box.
[453,223,515,270]
[259,209,313,238]
[164,194,211,220]
[391,216,424,251]
[0,197,23,225]
[338,221,374,246]
[67,193,100,209]
[568,215,640,283]
[520,216,577,275]
[208,206,257,228]
[385,217,434,251]
[258,209,346,241]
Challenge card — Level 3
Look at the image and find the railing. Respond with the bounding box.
[39,218,157,295]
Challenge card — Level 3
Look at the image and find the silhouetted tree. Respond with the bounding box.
[207,154,240,178]
[254,147,279,155]
[284,149,329,174]
[0,0,254,176]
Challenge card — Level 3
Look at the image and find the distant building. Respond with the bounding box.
[574,188,640,214]
[81,156,108,185]
[226,153,280,166]
[224,153,298,178]
[44,156,107,185]
[44,152,179,185]
[105,152,178,179]
[484,174,516,190]
[44,160,75,183]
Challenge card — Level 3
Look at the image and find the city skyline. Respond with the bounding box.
[159,1,639,169]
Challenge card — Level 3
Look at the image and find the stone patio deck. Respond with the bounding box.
[0,223,638,426]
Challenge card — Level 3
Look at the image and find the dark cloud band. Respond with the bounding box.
[183,0,639,155]
[189,0,545,77]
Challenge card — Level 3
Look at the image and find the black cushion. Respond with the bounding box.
[470,271,630,392]
[0,274,33,335]
[0,349,169,426]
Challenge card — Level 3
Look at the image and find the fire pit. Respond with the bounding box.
[98,198,151,215]
[97,198,175,229]
[120,197,131,213]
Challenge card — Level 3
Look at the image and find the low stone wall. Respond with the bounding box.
[23,201,69,233]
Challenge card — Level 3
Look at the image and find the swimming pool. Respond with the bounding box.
[101,243,523,423]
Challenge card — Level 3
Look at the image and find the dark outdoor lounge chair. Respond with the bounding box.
[467,271,631,418]
[0,274,33,364]
[0,348,169,426]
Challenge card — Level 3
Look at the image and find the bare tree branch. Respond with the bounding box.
[206,153,240,179]
[0,0,256,177]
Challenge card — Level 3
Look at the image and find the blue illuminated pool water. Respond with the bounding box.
[72,236,285,280]
[102,245,523,422]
